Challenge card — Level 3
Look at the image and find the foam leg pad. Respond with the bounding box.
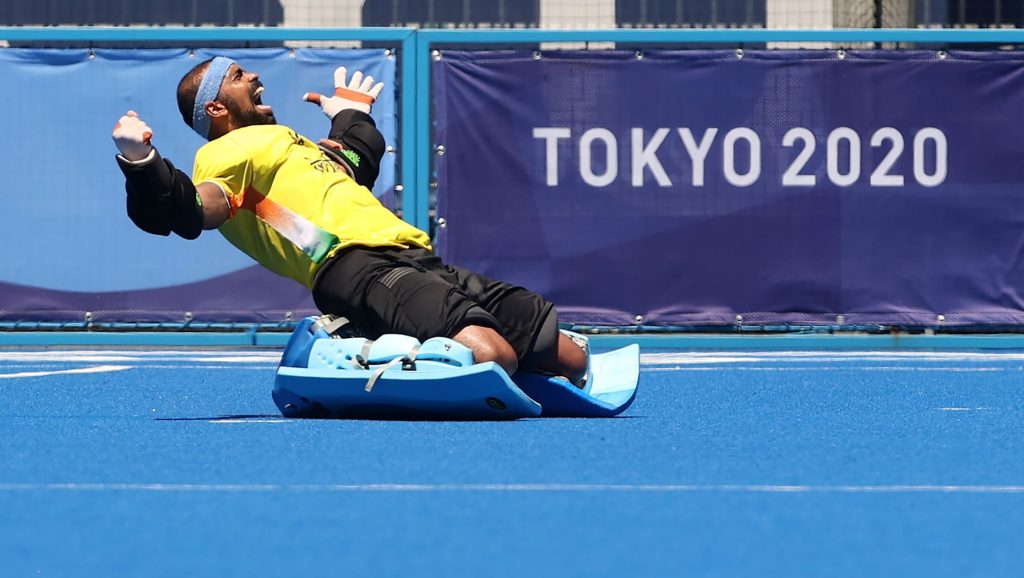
[273,361,542,420]
[417,337,474,368]
[273,319,639,420]
[512,345,640,417]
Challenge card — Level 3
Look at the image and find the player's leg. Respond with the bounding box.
[403,250,589,384]
[522,306,587,385]
[312,246,519,375]
[449,324,518,376]
[551,330,588,384]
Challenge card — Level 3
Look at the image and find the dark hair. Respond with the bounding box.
[176,58,213,128]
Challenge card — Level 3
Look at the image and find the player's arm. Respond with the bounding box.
[112,111,229,238]
[303,67,387,189]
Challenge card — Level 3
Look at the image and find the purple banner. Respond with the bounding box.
[434,50,1024,327]
[0,266,312,323]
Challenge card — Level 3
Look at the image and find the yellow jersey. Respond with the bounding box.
[192,125,431,288]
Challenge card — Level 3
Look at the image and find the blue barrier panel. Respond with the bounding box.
[6,28,1024,330]
[433,49,1024,327]
[0,47,396,322]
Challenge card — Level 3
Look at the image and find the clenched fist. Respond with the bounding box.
[112,111,154,162]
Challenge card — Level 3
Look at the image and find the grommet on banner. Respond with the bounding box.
[836,48,846,60]
[188,49,196,59]
[634,315,644,325]
[432,50,442,62]
[636,51,644,61]
[184,311,194,325]
[735,48,744,59]
[386,145,396,156]
[437,217,448,230]
[734,314,743,324]
[384,49,394,59]
[288,48,296,59]
[533,51,542,61]
[285,311,293,321]
[937,50,947,60]
[836,315,845,325]
[395,184,404,193]
[937,314,946,325]
[84,312,93,326]
[435,145,446,156]
[87,48,95,60]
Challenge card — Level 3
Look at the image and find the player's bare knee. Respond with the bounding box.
[453,325,519,375]
[472,339,518,375]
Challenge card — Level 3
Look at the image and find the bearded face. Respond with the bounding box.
[223,79,276,128]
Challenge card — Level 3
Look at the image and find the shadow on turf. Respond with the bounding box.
[154,414,645,422]
[155,414,280,421]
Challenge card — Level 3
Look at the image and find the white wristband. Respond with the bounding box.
[117,148,157,166]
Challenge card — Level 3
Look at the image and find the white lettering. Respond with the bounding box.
[827,127,860,187]
[532,127,571,186]
[782,127,816,186]
[677,128,718,187]
[723,128,760,187]
[914,128,947,187]
[579,128,618,187]
[631,128,672,187]
[531,126,951,190]
[869,127,905,187]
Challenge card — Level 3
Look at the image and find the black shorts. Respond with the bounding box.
[311,246,554,363]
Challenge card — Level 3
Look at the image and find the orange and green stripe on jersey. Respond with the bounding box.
[231,185,338,264]
[192,124,431,288]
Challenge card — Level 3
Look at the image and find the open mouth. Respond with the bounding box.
[253,86,273,115]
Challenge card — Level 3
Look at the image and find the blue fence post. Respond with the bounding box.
[398,29,420,227]
[414,30,434,233]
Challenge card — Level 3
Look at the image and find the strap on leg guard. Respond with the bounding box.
[312,315,356,338]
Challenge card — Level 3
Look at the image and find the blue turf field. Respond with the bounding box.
[2,347,1024,577]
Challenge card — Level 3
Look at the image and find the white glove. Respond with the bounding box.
[303,66,385,118]
[112,111,154,162]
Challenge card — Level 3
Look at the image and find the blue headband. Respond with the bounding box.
[191,57,235,139]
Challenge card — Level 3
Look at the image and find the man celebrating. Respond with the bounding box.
[112,57,587,384]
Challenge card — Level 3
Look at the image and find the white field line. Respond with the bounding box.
[4,349,1024,363]
[1,482,1024,494]
[0,365,273,372]
[0,365,132,379]
[2,364,1006,373]
[644,366,1008,372]
[75,364,271,370]
[3,349,1024,369]
[0,351,282,363]
[642,351,1024,365]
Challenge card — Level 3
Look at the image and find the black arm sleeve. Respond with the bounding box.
[116,150,204,240]
[319,109,386,189]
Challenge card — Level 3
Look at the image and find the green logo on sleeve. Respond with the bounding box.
[341,149,361,167]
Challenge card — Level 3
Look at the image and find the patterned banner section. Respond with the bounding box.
[0,48,395,322]
[434,50,1024,327]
